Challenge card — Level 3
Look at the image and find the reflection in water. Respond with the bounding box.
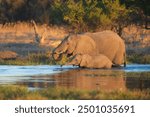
[0,65,150,91]
[126,73,150,90]
[18,69,150,91]
[48,69,126,91]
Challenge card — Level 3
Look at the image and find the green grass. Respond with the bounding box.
[1,52,150,65]
[0,53,68,65]
[0,85,150,100]
[127,54,150,64]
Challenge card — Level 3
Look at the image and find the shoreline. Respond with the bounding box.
[1,55,150,65]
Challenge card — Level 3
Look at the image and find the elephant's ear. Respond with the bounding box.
[66,35,79,54]
[73,35,97,55]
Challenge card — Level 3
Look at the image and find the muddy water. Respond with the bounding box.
[0,64,150,91]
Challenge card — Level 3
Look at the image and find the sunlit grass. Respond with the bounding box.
[0,52,68,65]
[0,86,150,100]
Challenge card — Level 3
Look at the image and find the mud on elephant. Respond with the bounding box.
[52,30,126,67]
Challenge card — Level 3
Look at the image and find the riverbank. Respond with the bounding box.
[0,53,150,65]
[0,85,150,100]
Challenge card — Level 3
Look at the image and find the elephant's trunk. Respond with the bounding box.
[65,62,77,67]
[52,52,63,61]
[65,62,71,65]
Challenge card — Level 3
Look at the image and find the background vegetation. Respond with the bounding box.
[0,0,149,34]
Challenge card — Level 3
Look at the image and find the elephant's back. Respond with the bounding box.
[86,30,121,42]
[86,30,122,61]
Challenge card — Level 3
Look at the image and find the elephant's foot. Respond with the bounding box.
[112,64,122,68]
[124,62,126,67]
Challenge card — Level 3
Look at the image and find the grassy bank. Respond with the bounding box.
[1,54,150,65]
[127,55,150,64]
[0,85,150,100]
[0,53,68,65]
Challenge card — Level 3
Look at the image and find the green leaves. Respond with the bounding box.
[1,0,148,32]
[63,0,86,32]
[60,0,131,33]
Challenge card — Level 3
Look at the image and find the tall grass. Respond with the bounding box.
[0,86,150,100]
[0,22,67,44]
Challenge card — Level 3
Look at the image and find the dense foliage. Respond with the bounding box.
[0,0,149,33]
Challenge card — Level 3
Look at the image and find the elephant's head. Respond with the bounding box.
[67,54,90,67]
[52,34,97,61]
[52,35,78,61]
[67,54,82,66]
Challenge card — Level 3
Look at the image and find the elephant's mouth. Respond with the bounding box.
[67,53,73,57]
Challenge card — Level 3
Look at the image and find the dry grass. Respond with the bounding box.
[0,22,68,58]
[0,22,68,47]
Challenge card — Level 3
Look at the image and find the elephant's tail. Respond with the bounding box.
[124,51,126,67]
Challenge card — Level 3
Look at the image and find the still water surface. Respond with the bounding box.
[0,64,150,91]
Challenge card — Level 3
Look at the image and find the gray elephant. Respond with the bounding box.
[67,54,112,69]
[52,30,126,67]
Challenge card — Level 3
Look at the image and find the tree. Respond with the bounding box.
[121,0,150,29]
[63,0,86,32]
[101,0,132,35]
[83,0,102,30]
[0,0,147,32]
[50,0,65,25]
[0,0,25,23]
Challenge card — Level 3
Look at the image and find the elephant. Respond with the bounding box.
[67,54,112,69]
[52,30,126,67]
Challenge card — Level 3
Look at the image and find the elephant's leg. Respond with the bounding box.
[113,40,125,66]
[124,52,126,67]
